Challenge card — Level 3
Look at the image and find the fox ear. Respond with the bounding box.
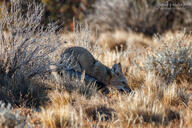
[118,63,122,69]
[111,63,123,75]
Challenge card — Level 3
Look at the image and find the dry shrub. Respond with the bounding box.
[144,34,192,83]
[0,102,37,127]
[0,78,49,108]
[0,0,60,107]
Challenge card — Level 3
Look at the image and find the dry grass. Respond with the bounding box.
[0,1,192,128]
[36,27,192,127]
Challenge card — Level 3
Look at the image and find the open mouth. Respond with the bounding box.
[118,86,132,93]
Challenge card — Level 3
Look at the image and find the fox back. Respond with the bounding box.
[59,46,131,93]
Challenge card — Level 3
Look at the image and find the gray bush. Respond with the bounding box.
[0,0,60,106]
[0,1,60,79]
[0,102,36,127]
[144,41,192,83]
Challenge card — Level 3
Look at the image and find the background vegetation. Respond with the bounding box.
[1,0,192,34]
[0,0,191,128]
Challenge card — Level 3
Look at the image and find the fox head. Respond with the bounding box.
[108,63,131,93]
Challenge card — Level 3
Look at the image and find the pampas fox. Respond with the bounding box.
[55,46,131,93]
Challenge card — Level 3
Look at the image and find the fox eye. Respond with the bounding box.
[58,71,63,76]
[122,81,126,85]
[116,72,120,76]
